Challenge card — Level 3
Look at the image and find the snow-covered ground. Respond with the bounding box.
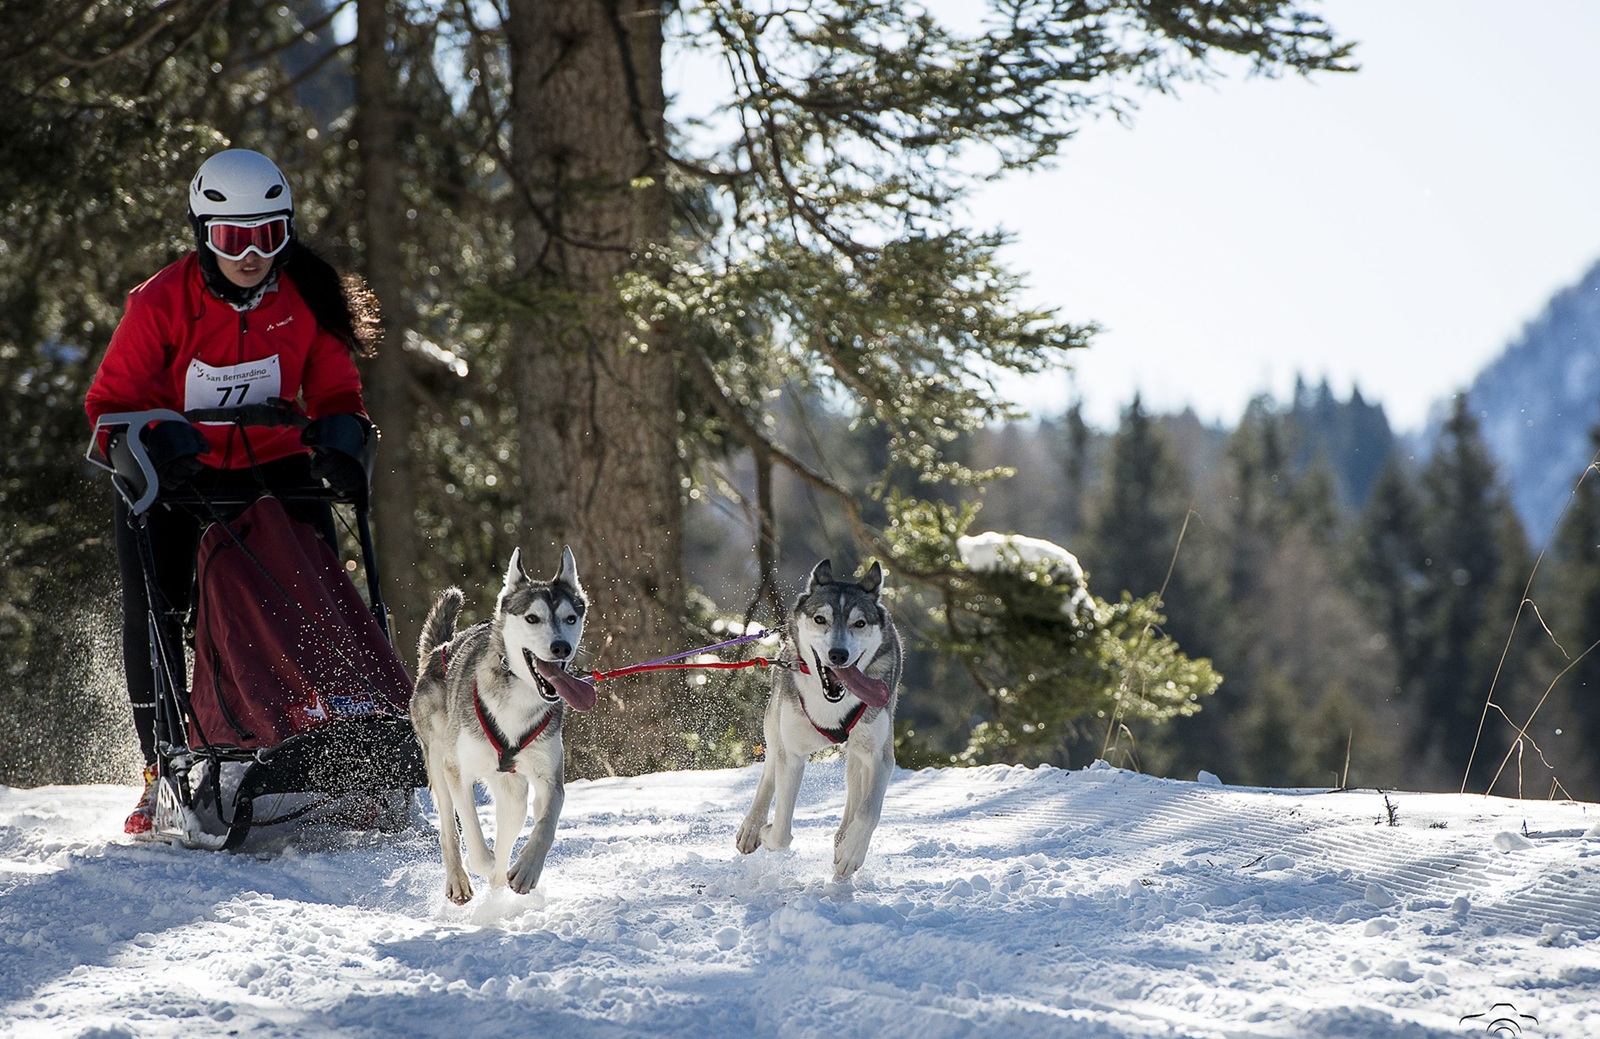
[3,761,1599,1038]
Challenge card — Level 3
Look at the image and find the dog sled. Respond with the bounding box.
[87,402,426,850]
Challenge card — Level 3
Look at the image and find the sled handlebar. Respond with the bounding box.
[182,401,310,429]
[87,408,191,516]
[86,402,315,516]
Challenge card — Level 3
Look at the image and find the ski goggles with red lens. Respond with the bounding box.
[205,215,291,261]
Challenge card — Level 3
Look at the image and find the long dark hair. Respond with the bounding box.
[284,241,381,358]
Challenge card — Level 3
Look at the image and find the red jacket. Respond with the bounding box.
[85,253,366,469]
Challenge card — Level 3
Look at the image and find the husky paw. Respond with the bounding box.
[833,827,870,878]
[734,819,763,854]
[508,860,542,895]
[760,823,792,852]
[444,870,474,905]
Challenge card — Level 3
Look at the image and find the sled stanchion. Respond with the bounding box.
[133,509,192,753]
[355,505,389,641]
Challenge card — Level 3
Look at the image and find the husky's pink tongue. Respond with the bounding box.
[829,665,893,708]
[533,658,597,712]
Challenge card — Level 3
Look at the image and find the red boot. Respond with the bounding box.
[124,764,158,837]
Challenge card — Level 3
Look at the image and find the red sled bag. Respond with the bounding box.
[188,495,413,750]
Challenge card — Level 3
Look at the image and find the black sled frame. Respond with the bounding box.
[88,405,426,850]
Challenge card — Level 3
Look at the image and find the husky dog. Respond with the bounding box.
[411,546,596,904]
[736,559,903,878]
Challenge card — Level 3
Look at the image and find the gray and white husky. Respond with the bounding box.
[736,559,903,878]
[411,546,596,904]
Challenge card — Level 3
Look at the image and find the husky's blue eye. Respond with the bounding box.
[852,619,866,628]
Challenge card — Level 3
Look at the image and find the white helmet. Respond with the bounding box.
[187,149,293,222]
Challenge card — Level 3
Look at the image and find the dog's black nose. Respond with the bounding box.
[550,640,571,659]
[828,648,850,667]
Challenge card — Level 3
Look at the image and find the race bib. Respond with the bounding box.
[185,356,282,421]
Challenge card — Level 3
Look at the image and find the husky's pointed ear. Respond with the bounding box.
[859,561,885,599]
[499,548,526,606]
[809,558,834,591]
[556,544,581,591]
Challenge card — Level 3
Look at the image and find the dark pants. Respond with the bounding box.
[114,456,335,765]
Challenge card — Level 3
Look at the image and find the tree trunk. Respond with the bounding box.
[353,0,424,654]
[505,0,684,775]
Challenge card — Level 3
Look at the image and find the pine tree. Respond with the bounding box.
[1090,396,1191,600]
[1080,398,1236,779]
[1540,427,1600,794]
[1227,398,1292,591]
[1354,457,1430,710]
[1415,396,1535,791]
[1062,401,1093,542]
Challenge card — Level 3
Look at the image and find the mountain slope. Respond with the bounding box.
[3,762,1598,1038]
[1461,257,1600,542]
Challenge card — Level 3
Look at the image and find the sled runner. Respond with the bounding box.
[88,403,426,850]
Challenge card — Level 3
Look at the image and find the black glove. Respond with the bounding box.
[302,413,375,499]
[143,420,208,488]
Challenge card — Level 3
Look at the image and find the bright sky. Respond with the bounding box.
[968,0,1600,432]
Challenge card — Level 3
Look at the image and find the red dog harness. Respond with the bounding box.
[797,696,868,745]
[440,644,554,774]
